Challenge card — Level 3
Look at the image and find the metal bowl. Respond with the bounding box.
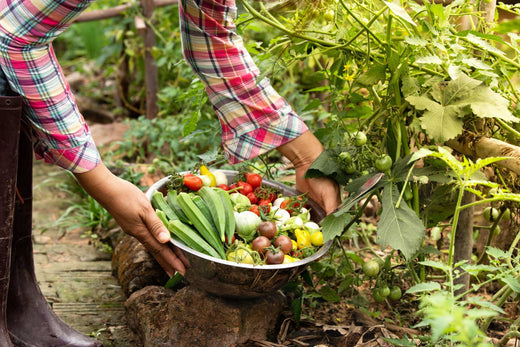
[145,170,332,299]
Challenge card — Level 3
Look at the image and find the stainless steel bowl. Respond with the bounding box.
[145,170,332,299]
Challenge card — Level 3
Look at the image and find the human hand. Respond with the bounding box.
[277,131,340,214]
[74,164,190,277]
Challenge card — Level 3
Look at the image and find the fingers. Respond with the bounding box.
[139,237,187,277]
[146,209,171,243]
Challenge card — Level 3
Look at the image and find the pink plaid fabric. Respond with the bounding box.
[0,0,307,172]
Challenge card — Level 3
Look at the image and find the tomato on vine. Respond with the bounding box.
[483,207,499,222]
[362,259,380,278]
[245,173,262,188]
[352,131,367,147]
[375,154,393,172]
[389,286,402,301]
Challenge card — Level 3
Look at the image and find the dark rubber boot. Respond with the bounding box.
[0,94,22,347]
[7,126,103,347]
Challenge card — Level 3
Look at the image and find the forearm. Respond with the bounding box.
[179,0,308,163]
[0,0,100,173]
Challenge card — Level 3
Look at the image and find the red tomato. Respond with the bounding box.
[245,173,262,188]
[183,175,203,191]
[246,192,258,204]
[237,181,253,195]
[249,205,260,216]
[217,184,229,191]
[228,183,238,191]
[279,199,290,210]
[258,199,271,213]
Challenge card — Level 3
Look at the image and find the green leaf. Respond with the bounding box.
[318,286,342,302]
[356,62,386,86]
[322,213,351,241]
[377,184,425,260]
[502,275,520,293]
[406,281,441,294]
[466,296,505,314]
[383,1,416,26]
[464,33,505,57]
[415,55,443,65]
[419,260,449,272]
[485,246,510,260]
[421,104,464,147]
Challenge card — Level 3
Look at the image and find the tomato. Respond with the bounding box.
[228,183,239,191]
[502,208,511,221]
[183,175,203,191]
[352,131,367,147]
[483,207,499,222]
[372,288,386,303]
[246,192,258,204]
[249,205,260,216]
[217,184,229,191]
[274,235,293,254]
[362,260,380,278]
[323,9,334,21]
[265,249,285,264]
[245,173,262,188]
[310,231,324,246]
[258,199,271,213]
[338,151,352,165]
[389,286,402,301]
[252,236,271,256]
[375,155,393,172]
[227,249,254,264]
[237,181,253,195]
[379,286,390,298]
[257,221,277,239]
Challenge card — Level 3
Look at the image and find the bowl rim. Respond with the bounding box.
[145,173,332,270]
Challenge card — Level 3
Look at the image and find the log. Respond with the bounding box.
[74,0,178,23]
[446,131,520,175]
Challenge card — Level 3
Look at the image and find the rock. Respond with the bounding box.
[112,235,168,297]
[125,286,287,346]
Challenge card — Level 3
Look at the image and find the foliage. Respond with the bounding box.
[51,0,520,343]
[238,0,520,343]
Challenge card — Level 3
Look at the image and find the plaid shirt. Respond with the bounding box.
[0,0,307,172]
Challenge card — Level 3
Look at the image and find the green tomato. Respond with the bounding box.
[502,208,511,221]
[338,151,352,165]
[352,131,367,147]
[372,288,386,302]
[323,10,334,21]
[389,286,402,301]
[375,155,393,172]
[362,260,380,278]
[483,207,499,222]
[379,286,390,298]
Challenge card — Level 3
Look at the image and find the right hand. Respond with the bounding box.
[74,163,190,277]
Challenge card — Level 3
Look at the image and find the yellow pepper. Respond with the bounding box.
[200,165,216,187]
[283,255,297,264]
[310,231,324,246]
[291,239,298,252]
[294,228,311,250]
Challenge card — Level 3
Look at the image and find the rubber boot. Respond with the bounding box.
[6,119,103,346]
[0,93,22,347]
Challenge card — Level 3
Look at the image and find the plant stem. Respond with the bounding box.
[447,184,466,296]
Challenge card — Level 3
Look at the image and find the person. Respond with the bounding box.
[0,0,340,345]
